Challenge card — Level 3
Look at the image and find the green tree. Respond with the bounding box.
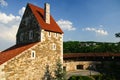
[115,33,120,38]
[63,41,80,53]
[63,41,120,53]
[54,60,66,80]
[43,65,53,80]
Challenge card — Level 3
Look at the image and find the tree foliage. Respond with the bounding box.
[68,76,93,80]
[54,60,66,80]
[43,65,53,80]
[43,60,66,80]
[63,41,120,53]
[115,33,120,38]
[95,61,120,80]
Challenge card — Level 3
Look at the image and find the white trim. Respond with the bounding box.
[61,34,63,64]
[41,29,45,42]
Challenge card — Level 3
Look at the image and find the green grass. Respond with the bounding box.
[68,76,94,80]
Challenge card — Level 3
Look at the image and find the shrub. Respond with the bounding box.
[68,76,93,80]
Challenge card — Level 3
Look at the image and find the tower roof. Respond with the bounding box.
[28,3,63,33]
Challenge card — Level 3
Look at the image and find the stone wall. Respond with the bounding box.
[63,60,101,72]
[0,63,6,80]
[0,30,63,80]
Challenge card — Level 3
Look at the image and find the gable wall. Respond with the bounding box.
[0,30,63,80]
[16,6,41,45]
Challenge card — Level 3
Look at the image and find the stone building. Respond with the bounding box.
[63,53,101,72]
[63,53,120,73]
[1,2,119,80]
[0,3,63,80]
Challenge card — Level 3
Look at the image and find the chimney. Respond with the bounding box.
[44,3,50,24]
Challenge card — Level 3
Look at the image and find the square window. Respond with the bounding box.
[63,66,66,71]
[51,43,56,50]
[76,65,83,70]
[48,32,51,37]
[55,33,58,38]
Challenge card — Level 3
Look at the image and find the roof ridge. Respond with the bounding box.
[28,3,63,33]
[28,3,43,10]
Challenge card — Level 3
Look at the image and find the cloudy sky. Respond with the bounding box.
[0,0,120,51]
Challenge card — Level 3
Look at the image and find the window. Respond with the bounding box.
[29,30,33,40]
[55,33,58,37]
[51,43,56,50]
[31,51,36,59]
[76,65,83,70]
[20,33,24,41]
[24,32,27,40]
[63,66,66,71]
[48,32,51,37]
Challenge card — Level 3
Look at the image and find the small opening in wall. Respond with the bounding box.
[29,30,33,40]
[48,32,51,37]
[76,65,83,70]
[52,43,56,50]
[63,66,66,71]
[55,33,58,37]
[31,51,36,59]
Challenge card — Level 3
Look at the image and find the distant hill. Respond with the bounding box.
[63,41,120,53]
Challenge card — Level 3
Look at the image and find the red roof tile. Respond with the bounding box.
[0,42,38,65]
[28,3,63,34]
[63,53,120,59]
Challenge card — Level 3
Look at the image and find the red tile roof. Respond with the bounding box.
[28,3,63,34]
[0,42,38,65]
[63,53,120,59]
